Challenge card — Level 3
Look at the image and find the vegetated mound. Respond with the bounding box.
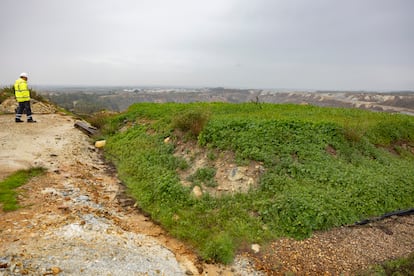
[99,102,414,265]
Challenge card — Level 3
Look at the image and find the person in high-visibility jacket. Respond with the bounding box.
[14,72,36,123]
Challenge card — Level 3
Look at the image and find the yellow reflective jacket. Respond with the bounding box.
[14,78,31,102]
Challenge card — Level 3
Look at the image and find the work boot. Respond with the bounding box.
[15,118,24,123]
[27,118,37,123]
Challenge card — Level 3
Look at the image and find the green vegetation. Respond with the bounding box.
[99,102,414,263]
[0,168,45,211]
[188,167,218,188]
[172,107,211,137]
[0,86,15,104]
[358,253,414,275]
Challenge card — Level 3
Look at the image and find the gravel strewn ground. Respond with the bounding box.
[0,114,262,275]
[248,215,414,275]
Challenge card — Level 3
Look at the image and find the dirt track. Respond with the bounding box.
[0,114,259,275]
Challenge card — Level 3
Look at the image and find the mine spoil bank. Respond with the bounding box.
[1,89,413,275]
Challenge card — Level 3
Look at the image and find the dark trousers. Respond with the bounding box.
[15,101,33,120]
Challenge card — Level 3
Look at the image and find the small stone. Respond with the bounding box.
[95,140,106,148]
[251,244,261,253]
[247,177,254,186]
[51,266,61,274]
[192,186,203,198]
[228,167,244,181]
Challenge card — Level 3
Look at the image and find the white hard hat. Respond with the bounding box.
[20,72,28,78]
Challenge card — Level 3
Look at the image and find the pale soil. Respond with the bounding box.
[0,111,413,275]
[173,138,264,197]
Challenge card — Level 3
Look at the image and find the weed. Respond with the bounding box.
[187,167,218,188]
[0,168,45,211]
[358,253,414,275]
[172,107,211,137]
[207,151,217,161]
[201,232,235,264]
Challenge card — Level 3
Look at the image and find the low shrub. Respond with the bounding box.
[172,107,211,137]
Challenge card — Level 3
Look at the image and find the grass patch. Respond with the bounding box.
[358,253,414,275]
[0,167,45,211]
[187,167,218,188]
[101,102,414,263]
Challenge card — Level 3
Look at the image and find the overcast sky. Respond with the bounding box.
[1,0,413,90]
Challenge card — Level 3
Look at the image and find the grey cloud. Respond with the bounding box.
[0,0,413,90]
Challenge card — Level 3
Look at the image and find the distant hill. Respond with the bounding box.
[39,87,414,115]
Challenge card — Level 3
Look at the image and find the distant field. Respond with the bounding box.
[100,102,414,263]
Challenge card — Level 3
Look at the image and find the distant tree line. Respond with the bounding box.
[43,92,120,114]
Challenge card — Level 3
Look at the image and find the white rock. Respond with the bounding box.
[251,244,260,253]
[192,186,203,198]
[95,140,106,148]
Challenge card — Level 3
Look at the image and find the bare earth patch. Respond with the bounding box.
[173,139,264,197]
